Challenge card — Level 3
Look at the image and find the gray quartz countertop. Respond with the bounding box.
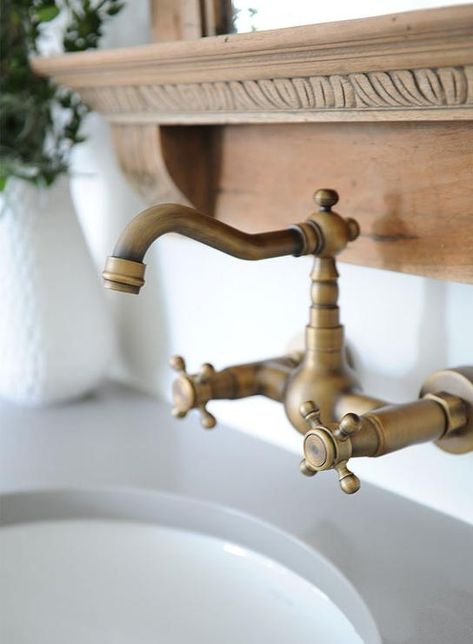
[1,383,472,643]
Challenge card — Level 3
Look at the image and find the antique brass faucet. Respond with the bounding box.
[103,189,473,494]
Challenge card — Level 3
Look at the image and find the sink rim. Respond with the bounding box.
[0,486,381,643]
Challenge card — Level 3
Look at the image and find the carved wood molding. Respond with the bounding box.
[77,65,473,123]
[33,6,473,123]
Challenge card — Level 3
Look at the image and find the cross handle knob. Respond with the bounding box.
[169,355,217,429]
[299,401,361,494]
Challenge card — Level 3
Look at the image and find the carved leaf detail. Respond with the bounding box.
[390,70,430,106]
[330,75,356,108]
[438,67,467,104]
[309,76,335,108]
[466,66,473,103]
[242,81,274,109]
[274,78,300,109]
[414,69,444,105]
[368,72,414,107]
[292,78,315,108]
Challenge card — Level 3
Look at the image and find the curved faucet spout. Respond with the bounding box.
[103,203,320,294]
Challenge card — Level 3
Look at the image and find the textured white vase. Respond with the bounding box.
[0,177,114,406]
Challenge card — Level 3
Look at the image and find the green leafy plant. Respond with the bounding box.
[0,0,124,190]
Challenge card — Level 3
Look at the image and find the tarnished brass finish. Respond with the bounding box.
[284,191,362,432]
[284,255,359,432]
[104,187,473,496]
[102,257,145,294]
[421,367,473,453]
[300,393,468,494]
[103,203,322,294]
[170,356,217,429]
[169,353,302,429]
[299,401,361,494]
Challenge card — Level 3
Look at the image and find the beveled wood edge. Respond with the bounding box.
[104,108,472,124]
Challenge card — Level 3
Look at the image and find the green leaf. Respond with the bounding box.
[107,4,124,16]
[35,6,60,23]
[0,0,123,189]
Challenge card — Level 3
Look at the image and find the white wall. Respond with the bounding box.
[233,0,472,31]
[71,1,473,525]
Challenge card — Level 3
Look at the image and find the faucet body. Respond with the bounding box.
[104,189,473,494]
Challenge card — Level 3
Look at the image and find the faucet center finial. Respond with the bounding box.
[313,189,339,211]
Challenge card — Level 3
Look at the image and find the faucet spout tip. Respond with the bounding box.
[102,256,146,295]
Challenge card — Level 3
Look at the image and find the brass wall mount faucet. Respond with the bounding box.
[104,189,473,494]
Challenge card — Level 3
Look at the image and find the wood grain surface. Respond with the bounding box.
[213,121,473,283]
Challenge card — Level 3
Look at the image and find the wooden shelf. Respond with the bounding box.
[33,6,473,124]
[33,6,473,283]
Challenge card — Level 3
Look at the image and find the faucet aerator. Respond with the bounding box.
[102,256,146,295]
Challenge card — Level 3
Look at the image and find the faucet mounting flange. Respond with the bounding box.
[421,367,473,454]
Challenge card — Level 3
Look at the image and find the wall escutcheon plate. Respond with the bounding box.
[421,367,473,454]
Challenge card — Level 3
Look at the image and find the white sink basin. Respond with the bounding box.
[0,489,380,643]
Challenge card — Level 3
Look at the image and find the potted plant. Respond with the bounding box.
[0,1,123,405]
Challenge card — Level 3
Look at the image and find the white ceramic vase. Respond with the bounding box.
[0,177,114,406]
